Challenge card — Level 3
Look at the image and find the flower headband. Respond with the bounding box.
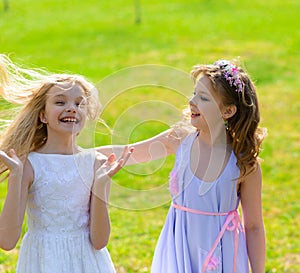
[214,60,243,92]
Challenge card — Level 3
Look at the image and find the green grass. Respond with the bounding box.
[0,0,300,272]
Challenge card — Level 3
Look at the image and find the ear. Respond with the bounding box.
[222,104,237,119]
[39,111,47,124]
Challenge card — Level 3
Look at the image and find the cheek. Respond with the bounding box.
[206,111,223,128]
[81,115,87,125]
[78,111,87,127]
[43,107,62,122]
[79,107,88,118]
[49,108,62,118]
[192,98,204,109]
[202,104,222,122]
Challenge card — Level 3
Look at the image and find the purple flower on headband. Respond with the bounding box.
[214,60,243,93]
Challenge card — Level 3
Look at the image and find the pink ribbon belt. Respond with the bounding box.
[172,203,243,273]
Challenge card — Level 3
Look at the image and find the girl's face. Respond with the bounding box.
[189,75,225,132]
[40,83,87,137]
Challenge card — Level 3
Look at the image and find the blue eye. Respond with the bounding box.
[200,96,209,101]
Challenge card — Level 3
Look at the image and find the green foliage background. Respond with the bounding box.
[0,0,299,272]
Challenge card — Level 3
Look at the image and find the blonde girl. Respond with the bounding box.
[0,54,131,273]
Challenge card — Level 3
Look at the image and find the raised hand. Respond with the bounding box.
[0,149,23,175]
[95,146,134,184]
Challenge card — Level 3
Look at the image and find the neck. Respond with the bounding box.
[197,126,228,147]
[38,135,80,155]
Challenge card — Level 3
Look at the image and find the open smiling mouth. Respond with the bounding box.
[191,111,200,118]
[60,117,79,124]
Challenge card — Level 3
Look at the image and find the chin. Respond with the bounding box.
[190,119,200,128]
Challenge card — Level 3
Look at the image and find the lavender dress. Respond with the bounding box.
[151,133,249,273]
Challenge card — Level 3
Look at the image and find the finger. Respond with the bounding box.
[115,146,133,166]
[8,149,19,160]
[120,146,129,159]
[107,153,115,164]
[119,149,133,167]
[107,159,124,177]
[8,149,16,157]
[106,147,133,177]
[100,153,115,169]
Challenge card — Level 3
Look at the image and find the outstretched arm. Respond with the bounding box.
[97,129,185,165]
[240,164,266,273]
[89,147,132,250]
[0,150,32,251]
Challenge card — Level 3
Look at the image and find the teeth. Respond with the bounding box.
[61,118,77,122]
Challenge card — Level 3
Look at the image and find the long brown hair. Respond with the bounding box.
[0,54,101,175]
[191,60,267,177]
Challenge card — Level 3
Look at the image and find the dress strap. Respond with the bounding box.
[172,203,243,273]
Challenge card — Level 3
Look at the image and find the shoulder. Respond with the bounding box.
[239,163,262,199]
[23,157,34,188]
[239,163,262,184]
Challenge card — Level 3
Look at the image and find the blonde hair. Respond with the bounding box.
[0,54,101,174]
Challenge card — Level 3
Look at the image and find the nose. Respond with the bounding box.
[189,96,196,106]
[66,103,76,113]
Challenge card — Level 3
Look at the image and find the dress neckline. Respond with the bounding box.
[188,132,233,184]
[30,150,85,156]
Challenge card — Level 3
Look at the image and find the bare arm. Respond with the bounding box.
[89,148,132,250]
[240,164,265,273]
[0,150,32,251]
[97,129,185,165]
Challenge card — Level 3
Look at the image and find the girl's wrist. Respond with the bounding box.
[94,173,111,188]
[9,170,23,181]
[92,180,110,201]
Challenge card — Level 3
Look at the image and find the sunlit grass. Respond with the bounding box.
[0,0,299,272]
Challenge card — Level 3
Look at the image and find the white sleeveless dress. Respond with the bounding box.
[16,150,116,273]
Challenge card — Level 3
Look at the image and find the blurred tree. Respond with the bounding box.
[134,0,141,24]
[3,0,9,11]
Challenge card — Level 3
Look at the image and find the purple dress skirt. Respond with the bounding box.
[151,133,249,273]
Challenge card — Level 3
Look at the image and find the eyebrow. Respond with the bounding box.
[52,94,85,100]
[52,94,66,98]
[194,89,210,96]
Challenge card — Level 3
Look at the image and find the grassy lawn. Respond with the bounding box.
[0,0,299,272]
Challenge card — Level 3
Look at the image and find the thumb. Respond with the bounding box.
[8,149,16,157]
